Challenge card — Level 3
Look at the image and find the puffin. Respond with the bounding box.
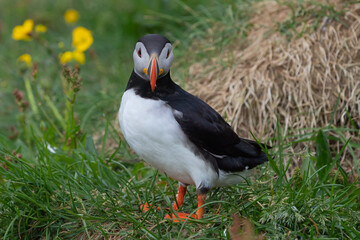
[119,34,269,222]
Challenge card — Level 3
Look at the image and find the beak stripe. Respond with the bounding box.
[150,57,157,92]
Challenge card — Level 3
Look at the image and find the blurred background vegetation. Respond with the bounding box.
[0,0,243,136]
[1,0,163,133]
[0,0,359,239]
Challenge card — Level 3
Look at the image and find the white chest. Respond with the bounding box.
[119,89,184,159]
[118,89,217,187]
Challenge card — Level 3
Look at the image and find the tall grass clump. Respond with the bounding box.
[0,0,359,239]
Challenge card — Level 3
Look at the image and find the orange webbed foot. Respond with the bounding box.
[140,202,161,212]
[164,193,206,222]
[164,212,197,222]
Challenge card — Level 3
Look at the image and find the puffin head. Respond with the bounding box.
[133,34,174,91]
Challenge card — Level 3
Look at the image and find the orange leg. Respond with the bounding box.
[195,194,205,219]
[141,184,187,213]
[165,193,206,222]
[172,184,187,211]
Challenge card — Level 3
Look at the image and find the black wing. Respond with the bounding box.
[164,85,269,172]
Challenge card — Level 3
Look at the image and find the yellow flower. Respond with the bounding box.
[35,24,47,33]
[59,51,85,64]
[17,54,32,67]
[59,51,73,64]
[64,9,79,24]
[72,26,93,52]
[12,19,34,41]
[72,51,85,64]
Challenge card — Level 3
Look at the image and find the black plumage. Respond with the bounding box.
[126,70,269,173]
[138,34,170,55]
[120,34,271,220]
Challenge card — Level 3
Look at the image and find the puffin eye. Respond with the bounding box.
[166,49,170,59]
[137,49,142,58]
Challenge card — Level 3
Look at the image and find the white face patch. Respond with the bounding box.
[133,42,174,80]
[133,42,150,80]
[157,43,173,77]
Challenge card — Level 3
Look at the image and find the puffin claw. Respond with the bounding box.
[164,212,197,222]
[140,202,161,212]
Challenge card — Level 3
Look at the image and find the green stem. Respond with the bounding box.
[29,78,64,138]
[24,77,38,115]
[43,95,67,130]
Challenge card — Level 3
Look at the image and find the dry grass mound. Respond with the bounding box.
[188,0,360,142]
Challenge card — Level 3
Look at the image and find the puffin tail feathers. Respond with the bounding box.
[216,153,269,172]
[216,140,271,173]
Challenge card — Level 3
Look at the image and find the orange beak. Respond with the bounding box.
[149,56,159,92]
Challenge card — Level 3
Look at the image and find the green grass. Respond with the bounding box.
[0,0,359,239]
[276,0,348,40]
[1,124,359,239]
